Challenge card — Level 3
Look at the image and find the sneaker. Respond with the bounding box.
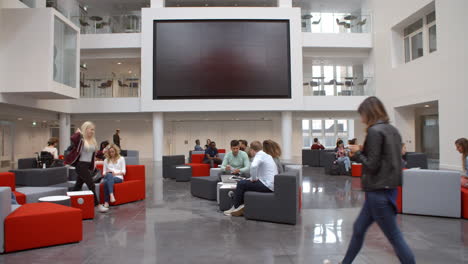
[230,204,245,217]
[223,206,235,216]
[98,204,109,213]
[104,203,109,208]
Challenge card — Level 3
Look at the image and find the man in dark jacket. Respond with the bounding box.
[113,129,121,148]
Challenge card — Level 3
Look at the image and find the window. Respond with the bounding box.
[403,10,436,63]
[427,11,437,53]
[302,119,351,148]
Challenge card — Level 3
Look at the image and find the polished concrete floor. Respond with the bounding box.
[1,163,468,264]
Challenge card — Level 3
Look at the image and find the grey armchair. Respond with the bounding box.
[405,152,428,169]
[162,155,185,179]
[244,170,299,225]
[10,167,68,187]
[18,158,37,169]
[302,149,320,167]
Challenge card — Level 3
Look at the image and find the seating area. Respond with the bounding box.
[0,157,147,253]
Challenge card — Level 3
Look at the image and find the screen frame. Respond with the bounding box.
[152,19,292,100]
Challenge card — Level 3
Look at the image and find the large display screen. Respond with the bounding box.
[153,20,291,99]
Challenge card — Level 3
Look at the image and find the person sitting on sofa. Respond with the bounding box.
[239,139,253,161]
[455,138,468,188]
[335,140,351,173]
[224,140,277,217]
[194,139,203,151]
[311,138,325,150]
[401,142,408,169]
[203,141,223,168]
[101,143,126,209]
[221,140,250,177]
[43,137,59,159]
[263,139,284,174]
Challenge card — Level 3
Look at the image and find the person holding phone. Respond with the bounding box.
[101,143,126,209]
[221,140,250,176]
[333,97,415,264]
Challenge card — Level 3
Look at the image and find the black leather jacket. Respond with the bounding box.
[352,121,402,191]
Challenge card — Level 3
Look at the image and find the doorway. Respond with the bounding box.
[421,115,439,160]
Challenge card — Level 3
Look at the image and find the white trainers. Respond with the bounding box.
[98,204,109,213]
[223,206,236,216]
[230,204,245,217]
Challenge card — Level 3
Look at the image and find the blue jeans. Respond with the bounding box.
[102,173,123,203]
[11,192,18,205]
[342,191,415,264]
[337,156,351,172]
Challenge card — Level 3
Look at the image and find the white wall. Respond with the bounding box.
[81,33,141,49]
[302,32,372,48]
[370,0,468,170]
[0,0,28,8]
[14,121,51,160]
[0,8,80,99]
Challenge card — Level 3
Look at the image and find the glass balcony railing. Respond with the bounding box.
[80,77,140,98]
[75,14,141,34]
[301,13,371,33]
[303,77,374,96]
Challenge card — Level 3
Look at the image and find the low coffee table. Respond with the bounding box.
[38,195,71,206]
[174,166,192,182]
[67,191,95,219]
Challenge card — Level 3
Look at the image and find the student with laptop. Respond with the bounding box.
[221,140,250,177]
[224,140,278,217]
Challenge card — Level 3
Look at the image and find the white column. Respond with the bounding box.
[59,113,71,155]
[278,0,292,8]
[151,0,164,8]
[153,112,164,162]
[281,111,293,161]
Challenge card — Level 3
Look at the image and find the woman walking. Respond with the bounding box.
[65,121,108,213]
[330,97,415,264]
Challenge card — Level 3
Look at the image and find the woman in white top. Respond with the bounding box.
[43,137,59,159]
[101,143,126,209]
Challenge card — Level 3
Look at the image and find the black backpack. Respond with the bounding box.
[37,151,54,168]
[329,161,347,176]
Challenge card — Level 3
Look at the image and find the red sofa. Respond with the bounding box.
[462,188,468,219]
[0,172,26,205]
[185,154,213,177]
[96,165,146,206]
[4,202,82,252]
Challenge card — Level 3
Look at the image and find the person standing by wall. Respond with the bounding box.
[113,129,121,149]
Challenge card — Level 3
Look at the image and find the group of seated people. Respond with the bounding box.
[197,139,284,217]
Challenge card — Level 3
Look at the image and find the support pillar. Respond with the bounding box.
[281,111,293,161]
[153,112,164,162]
[59,113,70,155]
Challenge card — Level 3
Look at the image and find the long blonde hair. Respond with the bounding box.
[105,143,121,163]
[81,121,97,149]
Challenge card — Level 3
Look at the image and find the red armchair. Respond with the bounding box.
[462,188,468,219]
[0,172,26,204]
[185,154,211,177]
[4,202,82,252]
[96,165,146,206]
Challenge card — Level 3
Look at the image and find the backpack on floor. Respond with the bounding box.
[329,161,347,175]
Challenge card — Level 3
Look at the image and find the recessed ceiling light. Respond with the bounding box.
[42,120,47,123]
[17,117,23,121]
[32,121,37,126]
[424,105,430,108]
[128,70,132,74]
[117,62,122,65]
